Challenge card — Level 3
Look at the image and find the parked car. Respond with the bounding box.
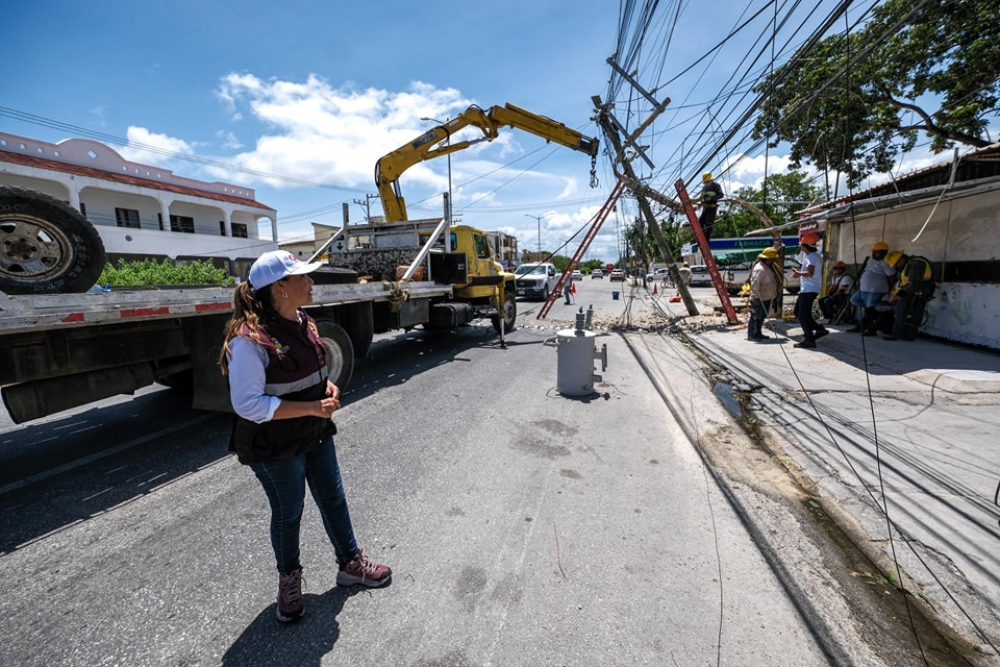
[646,268,671,283]
[572,270,583,281]
[609,269,626,281]
[689,265,712,286]
[722,257,801,295]
[514,262,559,300]
[591,269,604,279]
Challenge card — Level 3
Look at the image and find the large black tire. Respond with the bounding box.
[491,284,518,334]
[315,319,354,390]
[0,185,106,294]
[338,302,375,359]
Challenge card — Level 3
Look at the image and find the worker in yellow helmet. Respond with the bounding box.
[884,251,935,340]
[748,246,780,341]
[697,171,724,240]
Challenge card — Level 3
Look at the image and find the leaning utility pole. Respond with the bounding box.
[592,95,699,316]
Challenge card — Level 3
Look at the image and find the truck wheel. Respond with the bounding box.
[492,286,518,333]
[315,319,354,389]
[338,302,374,359]
[0,185,106,294]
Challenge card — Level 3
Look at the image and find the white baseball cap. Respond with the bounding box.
[249,251,323,290]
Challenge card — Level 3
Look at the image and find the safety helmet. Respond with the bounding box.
[757,247,779,260]
[872,241,889,252]
[800,233,820,246]
[885,251,904,266]
[833,260,847,269]
[702,171,713,182]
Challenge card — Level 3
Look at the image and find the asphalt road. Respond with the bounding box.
[0,276,958,666]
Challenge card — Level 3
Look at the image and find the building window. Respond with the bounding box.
[115,208,141,228]
[231,223,248,238]
[219,221,227,236]
[80,202,87,217]
[170,215,195,234]
[157,213,164,231]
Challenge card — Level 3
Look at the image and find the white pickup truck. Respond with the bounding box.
[514,262,559,300]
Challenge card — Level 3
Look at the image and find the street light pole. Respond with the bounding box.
[420,116,452,223]
[525,213,550,257]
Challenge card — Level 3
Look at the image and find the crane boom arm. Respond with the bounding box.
[375,103,599,222]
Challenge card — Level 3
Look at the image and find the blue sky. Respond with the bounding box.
[2,1,970,263]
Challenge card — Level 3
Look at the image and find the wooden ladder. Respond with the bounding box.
[538,180,627,320]
[674,179,739,324]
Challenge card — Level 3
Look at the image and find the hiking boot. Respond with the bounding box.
[337,549,391,588]
[276,567,304,623]
[794,340,816,349]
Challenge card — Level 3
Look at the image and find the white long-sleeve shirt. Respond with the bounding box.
[227,336,282,423]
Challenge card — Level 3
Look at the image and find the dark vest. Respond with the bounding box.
[229,311,337,465]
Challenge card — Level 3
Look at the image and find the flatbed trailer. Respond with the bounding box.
[0,279,461,425]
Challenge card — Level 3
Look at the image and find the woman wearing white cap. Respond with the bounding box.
[219,250,391,624]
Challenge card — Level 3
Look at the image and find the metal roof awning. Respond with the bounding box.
[745,177,1000,236]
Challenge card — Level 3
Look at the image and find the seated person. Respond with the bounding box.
[848,242,896,334]
[818,260,854,322]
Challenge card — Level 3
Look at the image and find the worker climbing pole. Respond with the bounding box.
[675,179,739,324]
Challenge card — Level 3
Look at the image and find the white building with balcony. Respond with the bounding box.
[0,132,277,277]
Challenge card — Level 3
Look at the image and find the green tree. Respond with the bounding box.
[550,254,574,272]
[716,171,825,237]
[753,0,999,187]
[627,210,687,267]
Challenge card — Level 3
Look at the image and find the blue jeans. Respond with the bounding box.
[251,436,357,574]
[748,298,771,339]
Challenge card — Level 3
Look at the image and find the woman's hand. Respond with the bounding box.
[314,394,340,418]
[314,379,341,417]
[325,379,340,401]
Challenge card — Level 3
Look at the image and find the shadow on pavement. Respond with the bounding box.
[221,586,363,667]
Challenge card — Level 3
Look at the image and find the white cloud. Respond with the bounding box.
[119,127,197,167]
[89,105,108,127]
[216,130,243,150]
[722,153,793,191]
[209,74,483,191]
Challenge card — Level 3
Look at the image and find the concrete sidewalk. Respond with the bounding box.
[647,288,1000,661]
